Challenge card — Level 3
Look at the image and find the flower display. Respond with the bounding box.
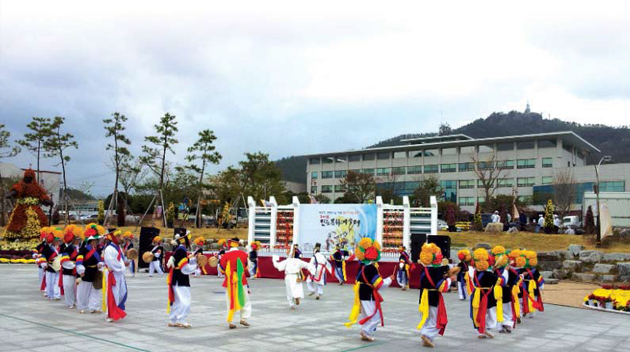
[3,169,51,241]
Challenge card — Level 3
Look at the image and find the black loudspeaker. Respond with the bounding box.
[428,235,451,260]
[138,227,160,269]
[410,233,427,263]
[174,227,190,248]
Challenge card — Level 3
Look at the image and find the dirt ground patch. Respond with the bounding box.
[542,281,600,308]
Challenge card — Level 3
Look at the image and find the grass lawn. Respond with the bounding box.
[441,230,630,253]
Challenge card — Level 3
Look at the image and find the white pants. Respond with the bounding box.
[285,274,304,307]
[225,289,251,323]
[420,306,440,341]
[359,300,380,337]
[62,275,76,307]
[77,281,101,311]
[45,271,61,299]
[397,270,408,287]
[502,302,514,328]
[307,280,324,296]
[108,271,127,309]
[169,285,191,324]
[149,261,163,276]
[457,280,467,300]
[476,306,498,335]
[334,266,344,282]
[39,267,45,291]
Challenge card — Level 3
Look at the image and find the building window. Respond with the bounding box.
[517,158,536,169]
[458,197,475,206]
[334,170,347,178]
[538,139,557,148]
[311,186,317,194]
[441,147,457,155]
[311,172,318,179]
[334,185,345,192]
[392,167,406,175]
[407,165,422,174]
[477,197,486,204]
[363,153,375,161]
[348,154,361,162]
[322,156,334,164]
[498,178,513,188]
[600,181,625,192]
[518,195,533,204]
[542,157,553,168]
[459,162,475,172]
[440,163,457,173]
[497,142,514,151]
[517,141,535,150]
[424,164,439,173]
[497,160,514,170]
[542,176,553,185]
[335,155,347,163]
[393,151,407,159]
[309,157,320,165]
[376,168,391,176]
[477,161,494,170]
[321,185,332,193]
[361,168,375,175]
[517,177,536,187]
[377,152,390,160]
[322,171,333,179]
[459,180,475,189]
[409,150,423,158]
[478,179,494,188]
[349,169,360,175]
[424,149,438,157]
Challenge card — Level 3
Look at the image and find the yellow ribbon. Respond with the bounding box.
[464,274,473,295]
[527,280,536,312]
[494,280,503,323]
[471,289,481,328]
[405,264,410,289]
[417,289,430,329]
[342,261,347,282]
[345,282,361,328]
[512,277,523,318]
[101,268,108,313]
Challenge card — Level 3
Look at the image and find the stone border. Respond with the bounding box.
[581,302,630,315]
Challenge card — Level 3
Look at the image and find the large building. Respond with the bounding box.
[303,131,629,212]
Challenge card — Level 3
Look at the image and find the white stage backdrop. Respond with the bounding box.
[298,204,377,253]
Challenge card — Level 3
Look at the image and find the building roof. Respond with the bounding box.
[301,131,601,158]
[400,134,473,144]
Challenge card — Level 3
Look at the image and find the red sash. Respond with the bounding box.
[41,274,46,291]
[358,268,385,327]
[423,267,448,335]
[522,269,544,313]
[107,271,127,321]
[473,273,493,334]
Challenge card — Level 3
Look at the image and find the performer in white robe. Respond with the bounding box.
[76,226,105,314]
[167,231,198,328]
[306,244,332,300]
[272,247,315,309]
[103,230,128,322]
[60,226,82,308]
[40,232,61,301]
[149,237,164,277]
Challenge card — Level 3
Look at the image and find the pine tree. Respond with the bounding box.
[544,199,555,232]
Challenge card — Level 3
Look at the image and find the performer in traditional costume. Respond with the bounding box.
[60,225,83,308]
[416,243,452,348]
[470,248,504,339]
[456,249,473,300]
[396,246,412,290]
[516,250,544,318]
[149,236,164,277]
[191,236,205,277]
[248,241,261,279]
[76,224,106,314]
[167,231,198,328]
[307,243,332,300]
[331,246,347,285]
[345,238,392,342]
[34,229,49,295]
[103,230,128,322]
[273,245,315,309]
[219,237,251,329]
[40,228,63,301]
[492,246,521,333]
[122,232,136,277]
[217,239,228,278]
[3,168,52,241]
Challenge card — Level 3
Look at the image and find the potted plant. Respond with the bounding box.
[166,202,175,228]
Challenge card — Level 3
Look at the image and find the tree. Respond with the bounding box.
[471,153,506,212]
[544,199,555,233]
[553,170,577,219]
[473,203,483,231]
[118,156,147,214]
[186,129,222,228]
[340,170,376,204]
[410,175,443,207]
[44,117,78,225]
[103,112,132,226]
[585,205,595,234]
[314,194,331,204]
[239,152,285,202]
[16,117,52,183]
[0,124,21,226]
[445,205,456,231]
[140,113,178,226]
[375,172,401,204]
[438,122,452,136]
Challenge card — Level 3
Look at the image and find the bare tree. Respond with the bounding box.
[340,171,376,204]
[410,175,443,207]
[471,153,506,212]
[553,169,577,219]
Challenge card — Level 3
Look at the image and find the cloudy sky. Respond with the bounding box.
[1,1,630,196]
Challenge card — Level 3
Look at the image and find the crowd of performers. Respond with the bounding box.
[31,227,545,346]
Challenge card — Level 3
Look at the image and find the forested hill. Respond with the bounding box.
[276,111,630,183]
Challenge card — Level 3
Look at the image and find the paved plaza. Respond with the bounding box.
[1,265,629,352]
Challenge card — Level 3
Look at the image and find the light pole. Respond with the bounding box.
[594,155,612,247]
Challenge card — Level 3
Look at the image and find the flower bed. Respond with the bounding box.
[0,241,37,264]
[583,287,630,313]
